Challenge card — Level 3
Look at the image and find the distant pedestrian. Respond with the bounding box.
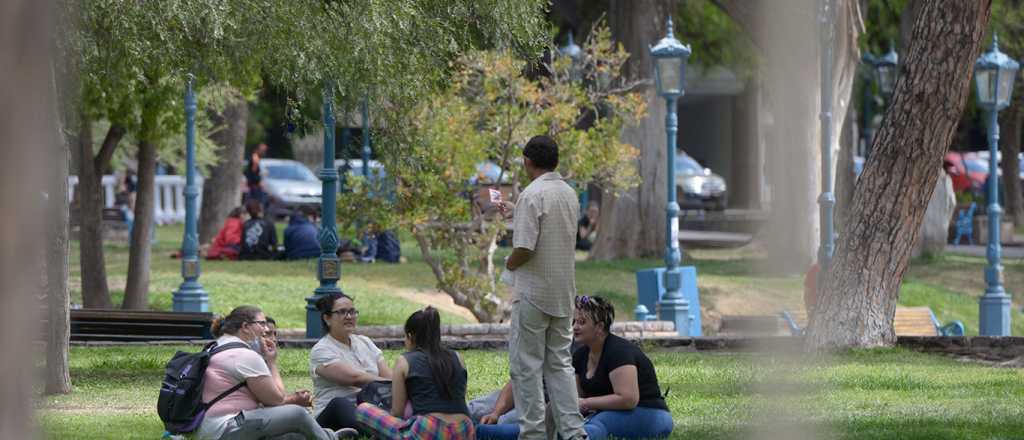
[245,143,269,206]
[499,135,587,440]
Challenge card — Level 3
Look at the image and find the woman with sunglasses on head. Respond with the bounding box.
[356,306,475,439]
[572,295,673,439]
[196,305,344,440]
[310,292,391,435]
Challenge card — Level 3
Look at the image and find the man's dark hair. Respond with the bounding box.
[299,205,318,218]
[523,135,559,171]
[245,198,262,218]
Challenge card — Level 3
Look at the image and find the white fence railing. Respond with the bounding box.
[68,175,203,225]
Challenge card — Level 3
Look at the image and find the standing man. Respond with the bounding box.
[502,135,587,440]
[245,143,269,205]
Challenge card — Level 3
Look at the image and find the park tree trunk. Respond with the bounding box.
[1,0,55,435]
[713,0,862,273]
[123,92,160,310]
[806,0,990,349]
[590,0,674,260]
[1000,94,1023,227]
[199,91,248,244]
[45,61,72,395]
[75,119,124,308]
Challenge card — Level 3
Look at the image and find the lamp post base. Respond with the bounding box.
[172,281,209,313]
[979,290,1011,336]
[637,266,701,336]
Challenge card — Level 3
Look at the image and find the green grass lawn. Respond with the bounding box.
[38,346,1024,439]
[72,225,1024,335]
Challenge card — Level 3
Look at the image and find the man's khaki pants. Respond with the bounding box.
[509,299,587,440]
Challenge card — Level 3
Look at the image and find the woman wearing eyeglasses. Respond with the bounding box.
[197,305,339,440]
[310,292,392,435]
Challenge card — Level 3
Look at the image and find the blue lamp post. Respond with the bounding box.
[974,34,1018,336]
[306,83,343,338]
[817,0,837,278]
[874,44,899,101]
[361,97,371,179]
[650,18,696,336]
[173,74,209,312]
[860,44,898,159]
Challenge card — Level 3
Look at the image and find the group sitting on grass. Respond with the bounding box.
[193,294,671,439]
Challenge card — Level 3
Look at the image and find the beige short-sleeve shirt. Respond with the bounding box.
[511,171,580,317]
[309,333,383,417]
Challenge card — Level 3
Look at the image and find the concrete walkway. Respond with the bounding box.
[946,244,1024,259]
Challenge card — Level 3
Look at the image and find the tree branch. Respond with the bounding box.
[93,124,125,174]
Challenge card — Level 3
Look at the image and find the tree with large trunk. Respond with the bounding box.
[74,121,124,309]
[1,0,56,435]
[993,0,1024,227]
[199,91,248,244]
[806,0,991,349]
[590,0,675,260]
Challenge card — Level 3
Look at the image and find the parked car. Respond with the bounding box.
[675,151,727,211]
[259,158,322,218]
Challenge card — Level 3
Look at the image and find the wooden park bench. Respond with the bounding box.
[70,309,214,342]
[780,306,964,337]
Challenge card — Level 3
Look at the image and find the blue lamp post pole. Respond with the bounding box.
[975,35,1018,336]
[306,83,343,338]
[817,0,836,278]
[650,18,694,336]
[361,98,371,179]
[173,74,209,312]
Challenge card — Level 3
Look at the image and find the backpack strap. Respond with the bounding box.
[203,341,253,408]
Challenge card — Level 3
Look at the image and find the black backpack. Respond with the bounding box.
[157,341,249,434]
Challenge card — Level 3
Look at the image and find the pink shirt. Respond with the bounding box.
[202,335,271,418]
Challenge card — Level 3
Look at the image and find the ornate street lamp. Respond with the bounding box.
[173,74,209,312]
[650,17,697,336]
[559,30,583,82]
[361,97,371,179]
[974,34,1018,336]
[306,82,343,338]
[874,44,899,100]
[817,0,837,288]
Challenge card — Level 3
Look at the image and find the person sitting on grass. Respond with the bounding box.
[310,292,392,433]
[355,306,475,439]
[206,207,245,261]
[239,199,278,261]
[196,305,355,440]
[572,295,672,439]
[265,316,278,345]
[284,205,322,260]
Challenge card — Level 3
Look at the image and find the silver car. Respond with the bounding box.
[676,151,727,211]
[259,159,322,218]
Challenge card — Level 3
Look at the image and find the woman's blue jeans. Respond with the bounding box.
[476,407,673,440]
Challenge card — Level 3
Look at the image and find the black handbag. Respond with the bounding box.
[356,380,394,410]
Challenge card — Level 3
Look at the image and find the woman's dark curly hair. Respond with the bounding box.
[575,295,615,333]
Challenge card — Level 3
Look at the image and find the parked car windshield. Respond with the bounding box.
[676,152,704,176]
[266,163,318,182]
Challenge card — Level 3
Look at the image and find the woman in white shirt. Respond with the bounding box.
[310,292,392,432]
[198,305,350,439]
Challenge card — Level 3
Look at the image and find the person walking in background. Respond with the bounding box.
[239,199,277,261]
[576,201,600,251]
[245,143,269,206]
[499,135,587,440]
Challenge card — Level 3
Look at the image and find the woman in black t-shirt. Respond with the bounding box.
[571,295,673,439]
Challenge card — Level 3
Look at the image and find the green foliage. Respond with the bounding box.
[675,0,757,79]
[337,25,645,320]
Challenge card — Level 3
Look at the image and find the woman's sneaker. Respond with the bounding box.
[333,427,360,439]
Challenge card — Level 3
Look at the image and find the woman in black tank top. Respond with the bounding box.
[355,307,475,439]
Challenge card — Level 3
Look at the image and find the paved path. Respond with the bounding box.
[947,244,1024,259]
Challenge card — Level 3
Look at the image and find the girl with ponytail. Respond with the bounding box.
[355,306,475,439]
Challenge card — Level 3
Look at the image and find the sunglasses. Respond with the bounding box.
[328,308,359,317]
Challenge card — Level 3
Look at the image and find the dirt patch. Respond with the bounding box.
[385,288,479,323]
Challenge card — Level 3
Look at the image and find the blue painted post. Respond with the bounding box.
[173,74,209,313]
[361,98,371,179]
[649,18,696,336]
[980,100,1010,335]
[306,83,342,338]
[975,35,1017,336]
[817,0,836,288]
